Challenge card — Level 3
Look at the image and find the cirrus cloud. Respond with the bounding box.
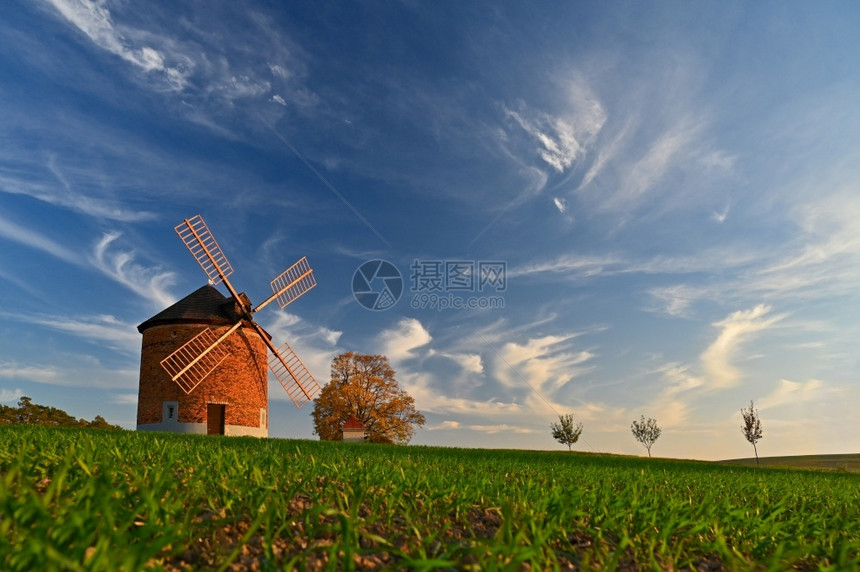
[701,305,787,390]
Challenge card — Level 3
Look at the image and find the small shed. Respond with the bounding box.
[341,417,366,442]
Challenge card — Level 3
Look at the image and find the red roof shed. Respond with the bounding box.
[341,417,365,442]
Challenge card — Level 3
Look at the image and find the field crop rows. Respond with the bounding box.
[1,426,858,570]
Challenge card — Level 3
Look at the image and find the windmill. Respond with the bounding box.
[135,215,320,436]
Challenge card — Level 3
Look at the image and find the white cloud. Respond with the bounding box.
[267,312,301,330]
[265,311,342,348]
[222,75,271,99]
[701,305,787,390]
[712,204,730,224]
[606,117,700,210]
[7,361,138,390]
[553,197,567,214]
[647,284,704,318]
[499,76,607,189]
[649,399,690,430]
[750,190,860,300]
[0,213,81,265]
[0,363,61,384]
[443,352,484,375]
[46,0,123,54]
[509,253,620,279]
[511,247,759,283]
[378,318,432,364]
[627,249,761,275]
[758,378,825,411]
[428,420,460,430]
[35,156,157,221]
[401,371,525,417]
[424,419,538,435]
[463,424,538,435]
[578,118,632,189]
[657,362,705,396]
[46,0,190,90]
[390,326,616,447]
[269,63,290,79]
[137,46,165,72]
[630,363,707,431]
[45,0,308,111]
[495,334,594,397]
[6,312,141,355]
[90,232,177,309]
[505,90,606,175]
[628,191,860,313]
[0,387,24,403]
[110,393,139,405]
[698,150,736,172]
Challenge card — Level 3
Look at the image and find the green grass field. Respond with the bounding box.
[720,453,860,473]
[1,426,858,570]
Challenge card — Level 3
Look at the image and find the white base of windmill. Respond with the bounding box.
[137,421,267,437]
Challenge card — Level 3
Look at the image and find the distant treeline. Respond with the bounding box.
[0,396,123,430]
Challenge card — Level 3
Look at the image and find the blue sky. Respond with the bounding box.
[1,0,859,460]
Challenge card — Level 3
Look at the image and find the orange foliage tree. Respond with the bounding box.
[311,352,425,444]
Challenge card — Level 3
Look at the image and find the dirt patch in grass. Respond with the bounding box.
[154,497,723,571]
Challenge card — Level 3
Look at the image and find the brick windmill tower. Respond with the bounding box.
[136,215,320,436]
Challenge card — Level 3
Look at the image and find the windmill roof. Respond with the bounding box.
[137,285,244,333]
[342,417,365,430]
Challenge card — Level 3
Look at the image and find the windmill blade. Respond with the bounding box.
[268,342,321,408]
[267,256,317,310]
[160,324,239,394]
[175,215,234,286]
[245,319,320,408]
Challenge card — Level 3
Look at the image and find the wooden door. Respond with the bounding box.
[207,404,225,435]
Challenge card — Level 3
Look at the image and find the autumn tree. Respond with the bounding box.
[741,400,763,465]
[0,403,14,424]
[631,415,662,457]
[312,352,425,444]
[551,413,584,451]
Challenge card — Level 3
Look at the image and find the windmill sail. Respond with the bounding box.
[159,214,321,408]
[268,342,321,408]
[270,256,317,309]
[175,215,234,286]
[160,326,234,393]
